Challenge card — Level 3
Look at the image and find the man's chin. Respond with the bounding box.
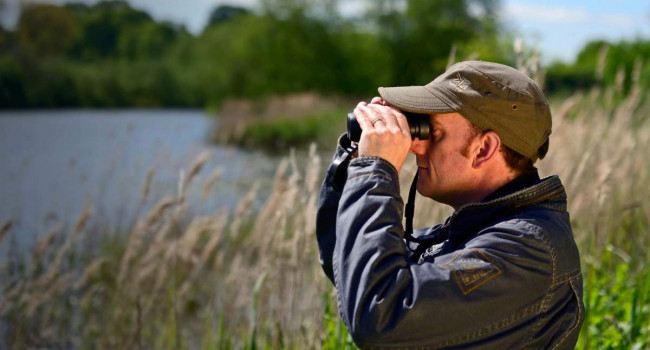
[415,177,433,198]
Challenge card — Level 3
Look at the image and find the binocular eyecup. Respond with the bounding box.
[346,112,431,142]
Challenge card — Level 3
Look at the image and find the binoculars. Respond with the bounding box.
[347,111,430,142]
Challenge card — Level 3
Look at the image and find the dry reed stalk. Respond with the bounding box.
[134,256,160,287]
[178,210,229,298]
[136,240,167,270]
[230,180,261,237]
[0,280,24,315]
[595,44,610,81]
[144,197,177,227]
[564,151,592,215]
[531,51,544,90]
[301,144,321,229]
[132,237,179,293]
[198,210,228,265]
[514,38,523,71]
[614,65,625,95]
[201,168,222,202]
[184,151,211,189]
[615,63,643,121]
[555,92,581,120]
[74,257,109,289]
[250,158,290,244]
[140,162,158,205]
[31,222,65,265]
[152,237,179,293]
[73,199,91,237]
[178,216,213,261]
[305,143,321,192]
[26,271,76,317]
[0,219,11,248]
[118,196,177,284]
[446,44,457,70]
[33,201,91,290]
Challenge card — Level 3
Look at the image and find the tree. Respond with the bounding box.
[207,5,250,27]
[69,0,154,59]
[17,4,80,56]
[369,0,501,85]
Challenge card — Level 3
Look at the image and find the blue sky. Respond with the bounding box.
[2,0,649,63]
[500,0,650,62]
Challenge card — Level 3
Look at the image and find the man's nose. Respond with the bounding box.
[409,138,428,156]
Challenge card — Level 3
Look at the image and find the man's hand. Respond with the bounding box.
[353,97,412,171]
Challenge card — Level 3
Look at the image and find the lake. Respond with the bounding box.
[0,109,288,253]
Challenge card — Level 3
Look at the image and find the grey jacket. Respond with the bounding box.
[316,139,584,349]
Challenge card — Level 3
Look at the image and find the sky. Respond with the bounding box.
[2,0,649,63]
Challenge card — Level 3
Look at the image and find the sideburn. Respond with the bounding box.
[460,122,484,158]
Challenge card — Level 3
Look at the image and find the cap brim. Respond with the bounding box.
[378,85,456,114]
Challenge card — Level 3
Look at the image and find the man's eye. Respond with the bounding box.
[429,127,442,140]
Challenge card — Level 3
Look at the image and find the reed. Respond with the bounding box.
[1,74,649,349]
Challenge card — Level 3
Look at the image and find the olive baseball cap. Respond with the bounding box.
[378,61,552,162]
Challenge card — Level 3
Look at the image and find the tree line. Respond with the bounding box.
[0,0,648,109]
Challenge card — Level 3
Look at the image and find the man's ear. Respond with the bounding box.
[472,131,501,168]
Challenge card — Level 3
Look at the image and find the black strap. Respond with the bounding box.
[404,172,419,250]
[327,143,358,192]
[404,172,449,255]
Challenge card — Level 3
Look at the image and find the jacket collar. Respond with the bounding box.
[446,175,568,247]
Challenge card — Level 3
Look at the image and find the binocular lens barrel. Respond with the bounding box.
[347,112,430,142]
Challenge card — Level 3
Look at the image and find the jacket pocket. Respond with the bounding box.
[549,274,584,350]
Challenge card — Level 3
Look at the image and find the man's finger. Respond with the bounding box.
[365,104,396,130]
[393,109,412,137]
[354,102,374,131]
[361,105,390,130]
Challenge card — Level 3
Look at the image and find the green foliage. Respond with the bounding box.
[17,4,80,57]
[234,109,346,151]
[1,0,507,109]
[545,62,597,94]
[370,0,502,85]
[322,293,357,350]
[547,38,650,95]
[0,55,27,107]
[207,5,251,27]
[68,0,157,60]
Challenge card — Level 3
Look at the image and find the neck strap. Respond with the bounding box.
[404,172,418,247]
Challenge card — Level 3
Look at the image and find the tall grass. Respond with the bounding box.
[1,80,650,348]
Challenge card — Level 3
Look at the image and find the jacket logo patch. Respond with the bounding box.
[441,249,501,295]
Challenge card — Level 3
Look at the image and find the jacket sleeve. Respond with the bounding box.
[316,134,354,283]
[334,158,554,349]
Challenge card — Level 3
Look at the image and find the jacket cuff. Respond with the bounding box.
[347,156,400,192]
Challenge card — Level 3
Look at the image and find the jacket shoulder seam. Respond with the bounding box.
[520,223,557,347]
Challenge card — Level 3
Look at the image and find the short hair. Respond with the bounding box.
[465,121,548,174]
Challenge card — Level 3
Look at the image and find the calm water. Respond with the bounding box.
[0,110,283,252]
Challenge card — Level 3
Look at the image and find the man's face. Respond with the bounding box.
[409,113,479,208]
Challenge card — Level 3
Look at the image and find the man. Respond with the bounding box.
[316,61,583,349]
